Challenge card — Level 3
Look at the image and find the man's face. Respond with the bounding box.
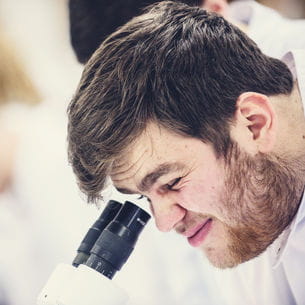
[111,122,300,268]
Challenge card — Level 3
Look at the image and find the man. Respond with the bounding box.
[68,1,305,304]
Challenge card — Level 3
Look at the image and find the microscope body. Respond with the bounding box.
[37,200,150,305]
[37,264,128,305]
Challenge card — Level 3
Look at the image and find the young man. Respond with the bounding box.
[68,2,305,303]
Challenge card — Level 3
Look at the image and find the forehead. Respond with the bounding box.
[112,123,190,172]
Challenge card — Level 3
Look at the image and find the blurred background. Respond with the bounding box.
[0,1,304,305]
[258,0,305,18]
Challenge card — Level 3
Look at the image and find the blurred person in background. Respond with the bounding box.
[258,0,305,19]
[0,30,41,305]
[69,0,305,63]
[0,2,99,304]
[0,31,41,304]
[201,0,305,58]
[0,0,83,108]
[0,29,41,192]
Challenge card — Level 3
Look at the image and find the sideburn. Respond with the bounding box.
[221,142,305,266]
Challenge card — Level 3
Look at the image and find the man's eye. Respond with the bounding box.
[166,177,182,190]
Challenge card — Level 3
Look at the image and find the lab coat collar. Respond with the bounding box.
[270,50,305,268]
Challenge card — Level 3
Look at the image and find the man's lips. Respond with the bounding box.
[182,219,213,247]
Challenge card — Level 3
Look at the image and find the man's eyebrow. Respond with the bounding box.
[137,162,185,192]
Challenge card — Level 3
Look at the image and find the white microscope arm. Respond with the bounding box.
[37,263,128,305]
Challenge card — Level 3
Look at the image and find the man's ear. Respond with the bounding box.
[230,92,278,155]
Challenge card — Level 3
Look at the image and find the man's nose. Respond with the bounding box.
[150,195,186,232]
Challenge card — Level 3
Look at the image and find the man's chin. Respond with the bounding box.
[203,246,241,269]
[200,220,275,269]
[202,241,269,269]
[198,222,244,269]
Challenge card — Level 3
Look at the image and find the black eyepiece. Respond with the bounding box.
[72,200,122,267]
[85,201,151,279]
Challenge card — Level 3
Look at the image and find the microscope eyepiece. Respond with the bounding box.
[72,200,122,267]
[85,201,151,279]
[38,200,150,305]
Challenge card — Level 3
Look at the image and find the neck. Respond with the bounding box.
[272,82,305,158]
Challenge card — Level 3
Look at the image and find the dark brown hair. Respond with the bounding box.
[68,1,293,203]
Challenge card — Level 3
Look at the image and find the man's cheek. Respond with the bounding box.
[178,184,218,215]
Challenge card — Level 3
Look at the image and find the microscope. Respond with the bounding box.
[37,200,151,305]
